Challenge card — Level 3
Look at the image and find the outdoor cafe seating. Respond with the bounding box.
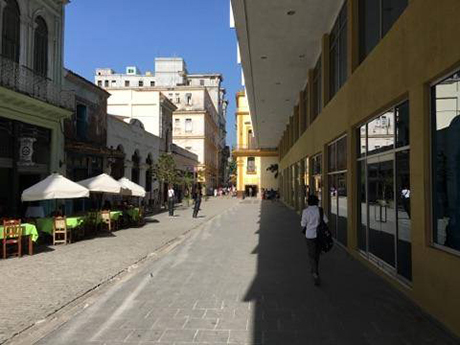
[0,173,147,259]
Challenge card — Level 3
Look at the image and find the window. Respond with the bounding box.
[330,1,348,99]
[76,104,88,141]
[175,94,180,103]
[138,80,144,87]
[186,93,192,105]
[431,71,460,254]
[128,68,134,74]
[97,80,102,87]
[357,100,411,281]
[185,118,193,133]
[247,157,256,173]
[311,153,323,205]
[33,17,48,77]
[111,80,116,87]
[125,80,130,87]
[200,79,205,86]
[174,118,181,133]
[2,0,20,62]
[359,0,408,62]
[311,57,322,122]
[328,136,348,246]
[104,80,109,87]
[150,81,155,87]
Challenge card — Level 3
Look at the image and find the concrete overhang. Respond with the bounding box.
[231,0,343,148]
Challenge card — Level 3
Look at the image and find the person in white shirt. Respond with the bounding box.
[300,194,328,285]
[168,185,175,217]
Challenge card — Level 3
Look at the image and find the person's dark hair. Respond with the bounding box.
[307,194,319,206]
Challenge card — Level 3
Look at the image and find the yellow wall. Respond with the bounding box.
[278,0,460,337]
[234,91,279,196]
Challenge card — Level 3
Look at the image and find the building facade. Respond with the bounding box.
[232,0,460,337]
[95,58,226,188]
[0,0,73,217]
[107,115,161,206]
[63,70,114,182]
[233,91,278,197]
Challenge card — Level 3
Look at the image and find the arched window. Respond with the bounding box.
[131,151,140,184]
[33,16,48,76]
[2,0,21,63]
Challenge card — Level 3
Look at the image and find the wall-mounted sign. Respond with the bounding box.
[18,137,36,166]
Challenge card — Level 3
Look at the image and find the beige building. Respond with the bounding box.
[95,59,223,188]
[233,91,278,197]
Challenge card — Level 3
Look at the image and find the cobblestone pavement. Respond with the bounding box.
[34,199,457,345]
[0,198,238,345]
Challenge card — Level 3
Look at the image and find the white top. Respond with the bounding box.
[168,189,175,198]
[401,189,410,198]
[300,206,328,239]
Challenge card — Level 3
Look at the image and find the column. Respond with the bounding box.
[347,0,360,76]
[321,34,331,107]
[124,161,133,180]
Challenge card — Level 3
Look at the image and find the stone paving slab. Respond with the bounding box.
[35,199,457,345]
[0,198,238,344]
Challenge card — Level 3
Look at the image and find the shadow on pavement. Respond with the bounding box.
[243,200,456,345]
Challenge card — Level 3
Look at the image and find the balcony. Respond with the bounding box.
[0,55,74,110]
[232,145,278,158]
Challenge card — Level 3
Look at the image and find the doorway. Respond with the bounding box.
[245,185,258,197]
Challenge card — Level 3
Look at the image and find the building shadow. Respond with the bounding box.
[243,201,456,344]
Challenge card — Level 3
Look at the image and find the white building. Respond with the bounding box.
[107,115,160,206]
[95,57,227,188]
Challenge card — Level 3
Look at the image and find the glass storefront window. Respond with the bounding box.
[432,71,460,253]
[357,101,411,281]
[311,153,322,205]
[367,111,394,156]
[328,136,348,246]
[395,101,410,148]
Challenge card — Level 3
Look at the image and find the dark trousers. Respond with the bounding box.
[305,238,320,275]
[168,197,174,216]
[193,199,201,218]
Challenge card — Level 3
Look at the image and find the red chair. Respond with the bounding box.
[2,219,22,259]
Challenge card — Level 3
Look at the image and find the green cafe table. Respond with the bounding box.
[0,223,38,255]
[36,217,86,235]
[110,211,123,221]
[125,208,140,221]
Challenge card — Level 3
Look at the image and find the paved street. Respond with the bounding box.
[29,199,456,345]
[0,198,237,345]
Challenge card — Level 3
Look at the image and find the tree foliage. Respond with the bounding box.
[153,153,178,185]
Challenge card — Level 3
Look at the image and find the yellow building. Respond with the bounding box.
[233,91,278,197]
[232,0,460,338]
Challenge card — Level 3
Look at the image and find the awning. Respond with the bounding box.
[22,173,90,201]
[118,178,146,197]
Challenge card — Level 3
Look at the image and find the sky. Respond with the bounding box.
[64,0,240,146]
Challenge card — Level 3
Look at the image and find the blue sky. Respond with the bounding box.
[64,0,240,146]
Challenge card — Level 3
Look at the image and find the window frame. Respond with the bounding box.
[33,16,48,77]
[330,1,348,99]
[2,0,21,63]
[429,69,460,257]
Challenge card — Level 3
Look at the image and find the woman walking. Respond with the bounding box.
[168,184,175,217]
[301,195,328,286]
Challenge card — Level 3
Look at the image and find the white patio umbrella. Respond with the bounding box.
[21,173,90,201]
[118,177,146,197]
[77,173,130,195]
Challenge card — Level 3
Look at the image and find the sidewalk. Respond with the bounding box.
[35,199,457,345]
[0,198,238,345]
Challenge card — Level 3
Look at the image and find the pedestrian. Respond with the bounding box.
[168,184,175,217]
[300,194,328,286]
[193,184,202,218]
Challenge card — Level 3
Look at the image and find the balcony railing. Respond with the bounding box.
[233,145,278,152]
[0,55,74,110]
